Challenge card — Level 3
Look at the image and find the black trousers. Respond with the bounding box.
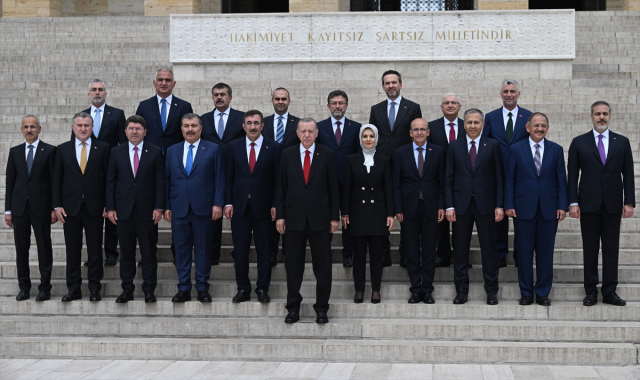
[581,203,622,296]
[63,202,104,293]
[402,200,437,295]
[231,202,272,293]
[103,217,119,258]
[116,205,158,293]
[436,219,454,262]
[13,201,53,292]
[285,221,332,314]
[210,217,223,261]
[352,235,386,293]
[452,198,499,294]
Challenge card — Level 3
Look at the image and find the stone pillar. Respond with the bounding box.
[2,0,63,17]
[289,0,349,12]
[623,0,640,9]
[476,0,528,9]
[144,0,201,15]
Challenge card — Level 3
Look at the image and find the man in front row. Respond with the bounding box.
[106,115,165,303]
[445,109,503,306]
[164,114,225,303]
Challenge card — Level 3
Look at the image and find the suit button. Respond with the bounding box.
[362,200,365,203]
[362,187,365,190]
[371,200,374,203]
[371,188,373,190]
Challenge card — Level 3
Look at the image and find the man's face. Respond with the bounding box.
[21,117,41,144]
[526,115,549,143]
[464,113,484,140]
[125,122,146,145]
[409,120,429,146]
[243,115,263,142]
[382,74,403,100]
[591,104,611,133]
[182,118,202,144]
[500,84,520,110]
[153,70,176,98]
[88,82,107,107]
[441,95,461,121]
[327,95,348,120]
[271,89,290,115]
[72,116,94,142]
[213,87,232,112]
[296,121,318,149]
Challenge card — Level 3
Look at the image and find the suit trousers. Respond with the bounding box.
[173,206,213,292]
[116,204,158,293]
[285,221,332,314]
[352,235,386,293]
[13,200,53,292]
[581,203,622,296]
[497,216,517,263]
[403,200,437,295]
[514,202,556,298]
[103,217,119,258]
[436,219,454,262]
[63,202,104,293]
[452,197,499,294]
[231,202,272,293]
[210,217,223,261]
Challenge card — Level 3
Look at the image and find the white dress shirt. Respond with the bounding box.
[466,135,481,154]
[300,143,316,166]
[182,139,200,168]
[593,128,609,156]
[157,94,173,125]
[128,141,143,174]
[529,137,544,163]
[214,108,230,135]
[246,135,263,163]
[90,104,105,138]
[273,112,289,139]
[445,117,458,143]
[331,116,345,134]
[387,95,403,123]
[502,106,519,130]
[412,141,427,167]
[24,138,40,161]
[75,137,91,166]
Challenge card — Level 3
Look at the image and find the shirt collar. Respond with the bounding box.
[503,105,519,118]
[274,112,288,121]
[184,139,200,149]
[412,141,427,150]
[529,137,544,149]
[76,137,91,147]
[157,94,173,106]
[214,107,230,117]
[444,117,458,127]
[129,140,144,150]
[331,116,346,125]
[246,135,263,147]
[91,104,106,113]
[593,128,610,139]
[300,143,315,154]
[466,135,480,145]
[388,95,403,106]
[25,139,40,148]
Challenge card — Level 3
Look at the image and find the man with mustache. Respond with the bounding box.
[568,101,635,307]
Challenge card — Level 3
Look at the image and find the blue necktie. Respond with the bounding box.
[185,144,194,175]
[27,145,34,175]
[388,101,396,131]
[276,116,284,143]
[93,109,102,138]
[160,99,167,132]
[218,113,225,139]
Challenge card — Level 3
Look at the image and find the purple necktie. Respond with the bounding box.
[597,134,606,165]
[335,121,342,146]
[469,141,477,171]
[133,146,139,177]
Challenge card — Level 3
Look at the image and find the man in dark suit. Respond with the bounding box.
[482,79,532,268]
[224,110,281,304]
[106,115,165,304]
[5,115,56,301]
[200,83,244,265]
[164,113,225,303]
[428,93,466,268]
[317,90,361,268]
[74,79,126,267]
[370,70,423,268]
[505,112,568,306]
[445,109,504,306]
[276,118,340,324]
[393,118,445,304]
[53,112,110,302]
[568,101,635,307]
[263,87,300,266]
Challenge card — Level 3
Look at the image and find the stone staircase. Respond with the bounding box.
[1,11,640,365]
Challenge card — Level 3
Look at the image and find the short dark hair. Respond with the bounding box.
[126,115,147,129]
[272,87,290,98]
[72,111,93,125]
[181,113,202,126]
[527,112,549,125]
[463,108,484,122]
[591,100,611,114]
[327,90,348,104]
[244,110,264,122]
[212,83,232,96]
[381,70,402,85]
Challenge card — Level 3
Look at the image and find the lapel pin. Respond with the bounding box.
[94,147,97,150]
[145,150,148,152]
[519,115,522,118]
[404,106,407,109]
[266,146,269,149]
[484,144,487,146]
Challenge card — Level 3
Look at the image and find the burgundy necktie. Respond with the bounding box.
[335,121,342,146]
[469,141,477,171]
[417,147,424,200]
[448,123,456,143]
[303,150,311,184]
[133,146,139,177]
[249,142,256,173]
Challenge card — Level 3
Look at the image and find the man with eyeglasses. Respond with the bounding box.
[317,90,362,268]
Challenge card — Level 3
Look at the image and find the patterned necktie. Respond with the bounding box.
[80,142,87,174]
[133,146,139,177]
[506,112,514,143]
[185,144,194,175]
[303,150,311,184]
[448,122,455,143]
[27,145,34,175]
[534,143,541,175]
[94,109,102,138]
[335,121,342,146]
[417,147,424,200]
[276,116,284,143]
[249,142,256,173]
[469,140,477,171]
[597,134,606,165]
[160,99,167,132]
[388,102,396,131]
[218,113,225,139]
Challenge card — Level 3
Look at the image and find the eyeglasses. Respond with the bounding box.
[442,101,460,106]
[411,128,428,132]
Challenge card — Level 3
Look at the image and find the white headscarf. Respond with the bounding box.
[359,124,378,173]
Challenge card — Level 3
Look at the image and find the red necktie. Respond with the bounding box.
[249,142,256,173]
[303,150,311,184]
[133,146,139,177]
[335,121,342,146]
[448,123,456,143]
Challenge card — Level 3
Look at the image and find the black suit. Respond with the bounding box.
[445,137,504,295]
[393,142,445,296]
[106,142,165,294]
[52,139,110,293]
[5,141,56,293]
[568,130,635,296]
[276,144,340,314]
[428,117,466,263]
[135,95,193,152]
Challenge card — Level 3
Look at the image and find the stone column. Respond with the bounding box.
[289,0,349,12]
[476,0,528,9]
[144,0,201,16]
[2,0,63,17]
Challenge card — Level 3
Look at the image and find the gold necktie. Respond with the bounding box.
[80,142,87,174]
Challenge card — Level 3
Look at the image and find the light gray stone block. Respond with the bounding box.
[317,363,356,380]
[429,63,485,80]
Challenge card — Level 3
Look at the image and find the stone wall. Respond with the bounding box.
[62,0,144,16]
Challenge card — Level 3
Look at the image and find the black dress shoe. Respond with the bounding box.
[371,291,381,304]
[408,293,422,304]
[35,291,50,301]
[197,290,212,303]
[211,260,220,266]
[519,296,533,306]
[435,257,450,268]
[423,293,435,304]
[468,263,473,269]
[399,257,407,268]
[144,292,157,303]
[284,311,299,324]
[486,292,499,305]
[61,290,82,302]
[90,291,102,302]
[16,289,30,301]
[256,289,271,303]
[354,292,364,304]
[104,255,117,266]
[453,292,468,305]
[172,290,192,303]
[343,255,353,268]
[583,292,598,306]
[116,290,134,303]
[383,256,393,268]
[316,311,329,324]
[603,292,626,306]
[270,256,278,267]
[535,296,551,306]
[499,259,507,268]
[232,289,251,303]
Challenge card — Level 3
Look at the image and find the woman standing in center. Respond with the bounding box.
[341,124,395,304]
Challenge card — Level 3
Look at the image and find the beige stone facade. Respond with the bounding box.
[2,0,63,17]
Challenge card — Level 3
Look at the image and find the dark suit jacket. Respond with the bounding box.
[201,108,246,156]
[263,114,300,150]
[482,106,532,164]
[505,139,568,220]
[567,130,635,214]
[52,139,110,217]
[106,142,165,220]
[427,117,466,150]
[225,136,282,219]
[369,97,422,160]
[342,153,394,236]
[5,141,56,217]
[165,139,225,219]
[393,143,445,220]
[316,117,362,185]
[445,137,504,216]
[276,144,340,232]
[71,105,126,148]
[135,95,193,152]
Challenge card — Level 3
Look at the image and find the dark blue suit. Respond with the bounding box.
[225,136,281,294]
[482,106,532,263]
[505,138,568,298]
[165,139,225,292]
[135,96,193,152]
